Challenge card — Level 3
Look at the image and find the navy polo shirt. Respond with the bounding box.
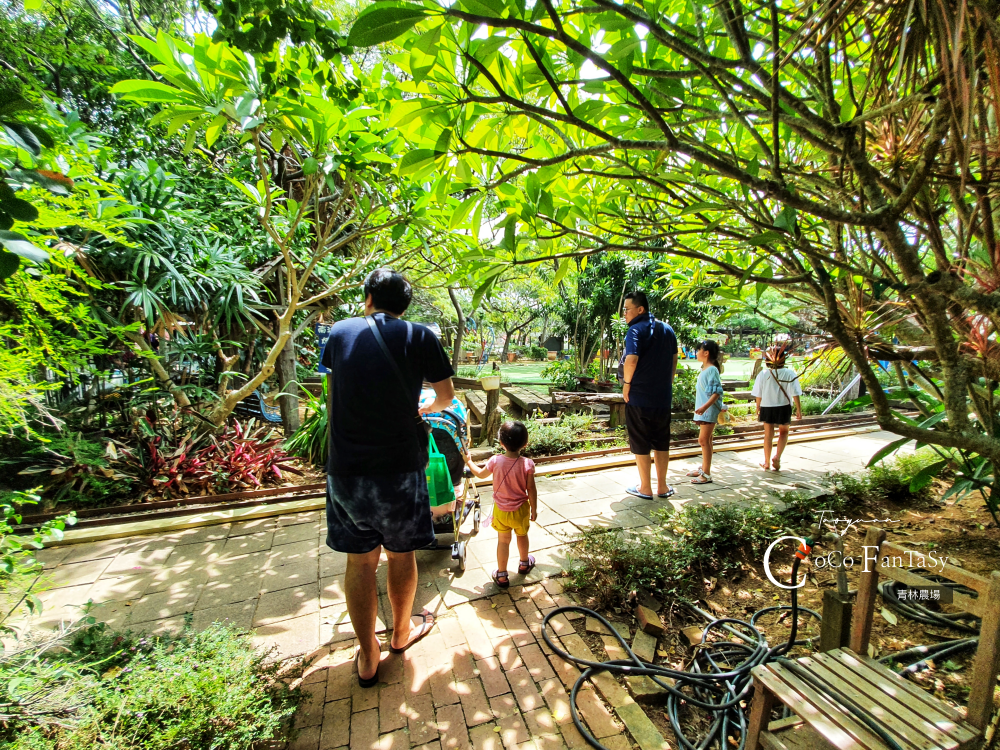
[321,313,454,476]
[623,313,677,409]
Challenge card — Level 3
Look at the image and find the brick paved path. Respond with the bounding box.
[21,432,899,749]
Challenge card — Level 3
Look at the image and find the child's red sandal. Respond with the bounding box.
[517,556,536,576]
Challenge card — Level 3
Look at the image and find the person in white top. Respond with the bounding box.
[751,345,803,471]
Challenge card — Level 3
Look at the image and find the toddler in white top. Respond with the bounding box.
[751,345,802,471]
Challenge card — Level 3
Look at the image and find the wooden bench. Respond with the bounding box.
[465,391,487,423]
[233,390,283,423]
[502,385,554,416]
[552,391,626,428]
[746,527,1000,750]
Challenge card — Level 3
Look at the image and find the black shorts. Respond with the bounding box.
[625,404,671,454]
[759,405,793,425]
[325,470,435,554]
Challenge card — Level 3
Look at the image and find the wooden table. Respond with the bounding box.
[502,385,554,416]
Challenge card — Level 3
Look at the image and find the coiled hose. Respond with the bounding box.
[876,572,981,674]
[541,540,822,750]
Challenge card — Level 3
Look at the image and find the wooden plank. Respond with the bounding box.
[966,571,1000,731]
[851,526,887,654]
[768,662,898,750]
[466,392,487,422]
[752,664,878,750]
[803,654,952,749]
[821,652,976,746]
[828,650,966,724]
[745,676,777,750]
[879,541,990,598]
[874,565,984,618]
[763,722,840,750]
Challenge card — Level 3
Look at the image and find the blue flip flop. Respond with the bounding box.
[625,486,653,500]
[657,486,676,499]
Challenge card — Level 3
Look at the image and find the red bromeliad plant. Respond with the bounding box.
[117,418,302,499]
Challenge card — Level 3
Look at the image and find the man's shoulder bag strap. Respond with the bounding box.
[365,316,430,437]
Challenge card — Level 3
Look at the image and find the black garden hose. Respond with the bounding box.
[541,542,822,750]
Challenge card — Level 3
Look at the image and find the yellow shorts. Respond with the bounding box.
[492,504,530,537]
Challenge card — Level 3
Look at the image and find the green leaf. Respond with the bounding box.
[840,97,857,123]
[908,459,948,493]
[1,123,41,155]
[2,197,38,222]
[0,230,47,264]
[461,0,505,16]
[553,258,569,284]
[204,114,228,147]
[866,437,912,467]
[0,251,19,280]
[398,149,436,176]
[303,157,319,175]
[109,80,189,103]
[450,195,480,229]
[347,4,428,48]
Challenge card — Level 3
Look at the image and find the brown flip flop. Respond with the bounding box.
[389,610,436,654]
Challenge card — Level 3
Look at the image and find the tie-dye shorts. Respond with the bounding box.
[325,470,436,554]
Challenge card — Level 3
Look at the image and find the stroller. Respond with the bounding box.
[418,389,482,571]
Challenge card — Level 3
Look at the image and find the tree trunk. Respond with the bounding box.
[480,387,502,447]
[124,331,191,408]
[448,285,465,370]
[275,323,300,434]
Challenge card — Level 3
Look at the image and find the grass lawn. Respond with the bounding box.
[679,357,757,380]
[457,361,553,385]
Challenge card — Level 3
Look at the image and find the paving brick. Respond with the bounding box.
[529,735,567,750]
[489,694,518,720]
[406,692,439,745]
[439,615,467,648]
[513,596,539,621]
[630,631,656,663]
[403,652,432,696]
[498,610,534,648]
[517,644,556,683]
[549,653,581,690]
[429,663,460,707]
[453,648,477,681]
[476,605,511,645]
[558,723,588,750]
[527,586,557,610]
[537,610,574,640]
[510,585,530,601]
[414,744,443,750]
[288,724,321,750]
[614,704,669,750]
[457,678,493,727]
[540,579,564,596]
[320,699,350,749]
[455,603,495,660]
[573,689,619,739]
[506,667,543,713]
[326,655,355,701]
[379,653,404,686]
[436,703,472,750]
[476,657,511,698]
[538,679,573,725]
[600,635,627,663]
[350,709,379,750]
[523,708,557,738]
[558,635,629,708]
[295,681,327,728]
[497,710,529,749]
[598,737,631,750]
[379,682,407,733]
[375,729,408,750]
[469,723,504,750]
[494,638,524,671]
[351,667,380,712]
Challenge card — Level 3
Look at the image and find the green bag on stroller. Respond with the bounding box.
[426,433,454,507]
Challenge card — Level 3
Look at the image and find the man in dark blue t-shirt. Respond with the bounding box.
[620,290,678,500]
[320,269,454,687]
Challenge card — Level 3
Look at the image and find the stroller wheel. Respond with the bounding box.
[452,541,467,572]
[472,508,481,535]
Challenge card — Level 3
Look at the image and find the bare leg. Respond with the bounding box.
[516,534,530,564]
[345,547,382,680]
[497,530,512,573]
[700,423,715,475]
[653,450,671,495]
[634,453,653,496]
[774,425,790,469]
[761,423,775,468]
[386,550,421,651]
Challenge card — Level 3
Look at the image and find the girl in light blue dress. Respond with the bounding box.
[689,340,724,484]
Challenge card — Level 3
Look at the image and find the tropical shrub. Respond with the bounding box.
[672,366,698,411]
[527,345,548,361]
[541,359,577,390]
[0,623,300,750]
[285,377,327,466]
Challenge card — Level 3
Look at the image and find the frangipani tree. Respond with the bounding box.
[112,31,437,426]
[351,0,1000,522]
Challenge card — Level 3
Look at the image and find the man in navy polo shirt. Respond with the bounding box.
[620,290,678,499]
